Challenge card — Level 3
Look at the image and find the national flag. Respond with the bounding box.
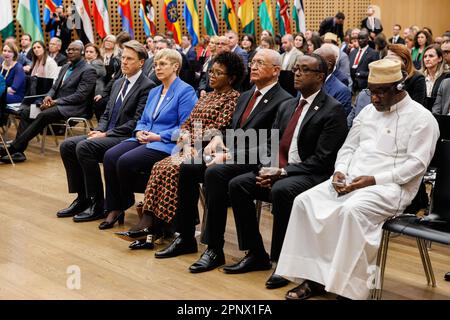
[139,0,157,37]
[44,0,62,37]
[183,0,200,46]
[16,0,43,41]
[118,0,135,38]
[0,0,15,39]
[258,0,274,34]
[74,0,95,43]
[163,0,181,44]
[204,0,219,36]
[293,0,306,33]
[238,0,254,35]
[221,0,238,32]
[276,0,291,36]
[93,0,111,39]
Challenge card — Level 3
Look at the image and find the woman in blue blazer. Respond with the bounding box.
[76,48,197,226]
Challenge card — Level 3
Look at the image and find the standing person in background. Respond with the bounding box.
[45,5,72,53]
[389,24,405,44]
[319,12,346,43]
[361,5,383,38]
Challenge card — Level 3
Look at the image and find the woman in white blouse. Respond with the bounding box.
[29,41,59,80]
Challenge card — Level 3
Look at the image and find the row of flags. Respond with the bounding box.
[0,0,306,46]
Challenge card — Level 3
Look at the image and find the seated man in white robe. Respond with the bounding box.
[275,59,440,300]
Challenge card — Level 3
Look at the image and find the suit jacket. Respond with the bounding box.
[319,17,344,42]
[132,77,198,154]
[272,90,348,176]
[230,83,292,162]
[96,73,156,137]
[47,59,97,118]
[184,47,197,62]
[324,74,352,116]
[232,45,249,68]
[361,17,383,35]
[405,71,426,106]
[349,46,379,91]
[280,47,303,71]
[432,78,450,115]
[336,51,351,81]
[389,36,405,45]
[426,73,450,111]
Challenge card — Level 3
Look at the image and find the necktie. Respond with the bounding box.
[278,99,307,168]
[107,79,130,130]
[239,90,262,127]
[61,66,74,85]
[354,49,363,67]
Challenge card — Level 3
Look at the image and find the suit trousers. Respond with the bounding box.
[174,162,207,238]
[201,163,258,249]
[12,106,64,152]
[60,135,125,199]
[229,171,324,261]
[103,140,168,211]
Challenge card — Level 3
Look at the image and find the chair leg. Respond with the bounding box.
[199,185,207,237]
[377,229,391,300]
[417,238,436,287]
[0,133,15,166]
[48,125,59,147]
[255,200,262,226]
[417,238,432,286]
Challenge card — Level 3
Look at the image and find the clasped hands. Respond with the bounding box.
[203,136,230,167]
[332,171,375,195]
[136,130,161,144]
[41,96,58,110]
[256,167,285,189]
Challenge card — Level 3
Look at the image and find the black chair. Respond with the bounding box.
[279,71,297,97]
[371,139,450,299]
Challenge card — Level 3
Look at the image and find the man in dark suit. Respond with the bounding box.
[226,30,248,67]
[225,54,348,287]
[57,41,155,221]
[0,41,96,163]
[152,49,292,271]
[48,37,68,66]
[389,24,405,44]
[349,30,379,93]
[319,12,346,43]
[361,6,383,38]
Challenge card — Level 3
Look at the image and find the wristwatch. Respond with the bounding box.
[280,168,288,176]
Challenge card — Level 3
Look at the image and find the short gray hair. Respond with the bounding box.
[154,48,183,74]
[122,40,148,60]
[258,48,282,66]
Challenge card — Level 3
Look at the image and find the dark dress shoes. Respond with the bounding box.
[445,272,450,281]
[155,236,198,259]
[0,152,26,163]
[128,235,156,250]
[189,248,225,273]
[285,280,326,300]
[73,198,105,222]
[57,197,89,218]
[265,271,289,289]
[222,251,272,274]
[115,228,152,242]
[98,211,125,230]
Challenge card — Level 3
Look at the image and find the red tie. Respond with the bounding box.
[278,99,307,168]
[354,49,363,66]
[239,90,262,127]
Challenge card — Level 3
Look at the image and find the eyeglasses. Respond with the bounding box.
[291,66,321,74]
[249,60,278,68]
[443,50,450,55]
[208,70,228,77]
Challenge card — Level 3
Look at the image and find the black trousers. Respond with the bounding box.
[103,140,168,211]
[60,135,125,199]
[200,164,258,249]
[229,171,324,261]
[12,106,65,152]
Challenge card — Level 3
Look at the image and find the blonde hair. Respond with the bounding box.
[154,48,182,75]
[100,35,120,57]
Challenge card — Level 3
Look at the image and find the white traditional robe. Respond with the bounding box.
[276,94,440,300]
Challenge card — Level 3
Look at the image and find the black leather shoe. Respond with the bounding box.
[445,272,450,281]
[115,227,152,242]
[57,197,89,218]
[189,248,225,273]
[129,235,156,250]
[223,251,272,274]
[73,198,105,222]
[0,152,27,163]
[265,271,289,289]
[155,236,198,259]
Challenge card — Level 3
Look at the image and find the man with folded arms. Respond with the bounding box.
[276,59,439,300]
[57,41,155,221]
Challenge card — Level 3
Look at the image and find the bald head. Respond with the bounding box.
[314,44,337,73]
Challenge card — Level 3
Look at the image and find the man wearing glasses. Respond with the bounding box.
[225,54,348,288]
[276,59,439,300]
[0,41,96,163]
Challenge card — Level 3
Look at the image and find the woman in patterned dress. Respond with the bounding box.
[115,52,246,248]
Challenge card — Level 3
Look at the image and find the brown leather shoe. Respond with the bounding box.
[285,280,326,300]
